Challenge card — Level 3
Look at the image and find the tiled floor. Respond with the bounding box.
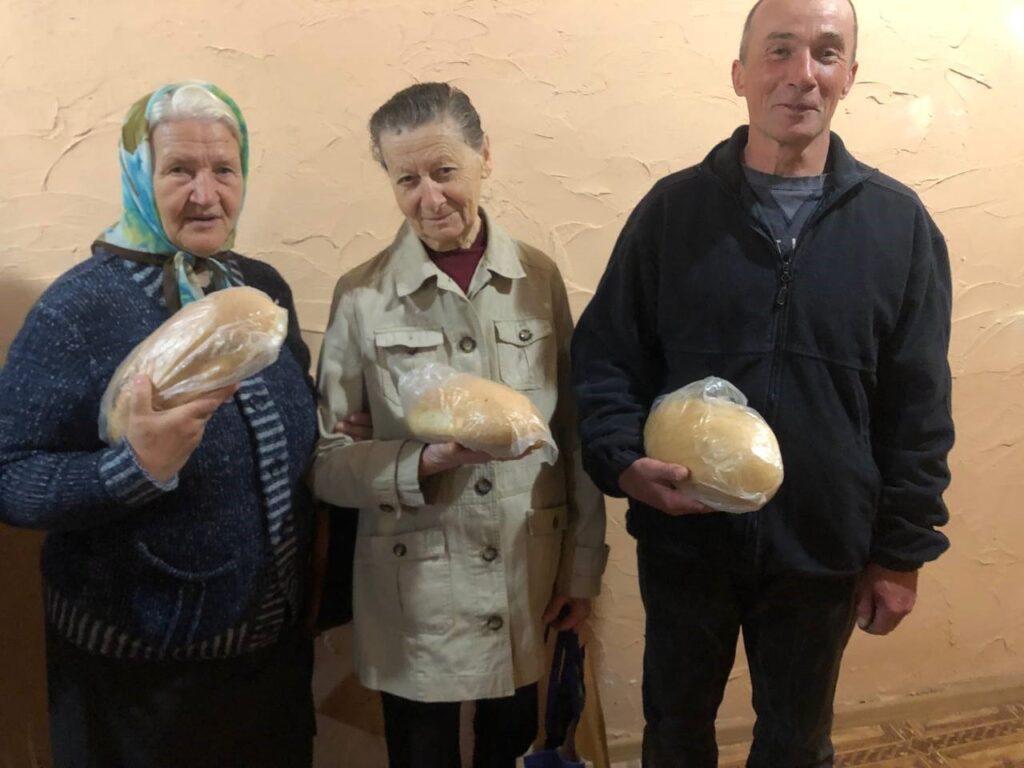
[615,701,1024,767]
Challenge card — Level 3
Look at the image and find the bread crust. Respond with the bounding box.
[102,286,287,442]
[644,395,783,512]
[405,372,550,459]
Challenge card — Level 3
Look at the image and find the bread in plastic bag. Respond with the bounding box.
[398,363,558,464]
[643,376,783,513]
[99,286,288,444]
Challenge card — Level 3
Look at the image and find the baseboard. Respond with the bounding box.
[606,674,1024,763]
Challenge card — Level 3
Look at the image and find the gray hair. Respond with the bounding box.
[369,82,485,169]
[738,0,859,63]
[148,83,242,144]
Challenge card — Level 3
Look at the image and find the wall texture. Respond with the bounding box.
[2,0,1023,764]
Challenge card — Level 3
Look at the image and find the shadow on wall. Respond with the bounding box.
[0,528,48,768]
[313,626,391,767]
[0,278,52,767]
[0,276,50,364]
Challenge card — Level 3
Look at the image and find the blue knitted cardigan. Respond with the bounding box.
[0,243,318,660]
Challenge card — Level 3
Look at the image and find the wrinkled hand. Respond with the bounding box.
[855,563,918,635]
[418,442,494,479]
[542,596,591,632]
[618,458,710,516]
[126,375,238,483]
[333,411,373,441]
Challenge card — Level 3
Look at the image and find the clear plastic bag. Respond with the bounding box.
[398,362,558,464]
[643,376,783,513]
[99,286,288,444]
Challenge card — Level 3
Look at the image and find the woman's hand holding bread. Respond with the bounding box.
[125,375,238,483]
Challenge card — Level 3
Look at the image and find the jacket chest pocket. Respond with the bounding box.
[355,527,454,637]
[494,318,554,391]
[374,328,445,407]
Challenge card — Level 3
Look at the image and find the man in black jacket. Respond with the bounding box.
[571,0,953,765]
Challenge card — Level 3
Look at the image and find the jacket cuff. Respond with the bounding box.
[396,440,426,508]
[99,440,178,507]
[868,554,923,573]
[559,544,609,598]
[587,446,643,498]
[869,504,950,572]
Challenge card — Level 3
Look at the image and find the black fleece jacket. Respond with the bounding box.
[571,127,953,575]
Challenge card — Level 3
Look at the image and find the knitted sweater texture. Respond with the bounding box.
[0,244,318,659]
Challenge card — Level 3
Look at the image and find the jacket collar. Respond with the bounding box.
[703,125,875,203]
[392,209,525,298]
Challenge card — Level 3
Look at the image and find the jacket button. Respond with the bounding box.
[482,546,498,562]
[393,543,407,557]
[518,328,533,342]
[486,615,504,631]
[380,503,395,514]
[459,336,477,353]
[474,478,493,496]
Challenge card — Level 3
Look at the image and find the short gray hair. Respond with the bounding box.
[148,82,242,144]
[738,0,859,63]
[369,82,485,169]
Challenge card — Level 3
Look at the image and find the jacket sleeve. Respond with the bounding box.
[570,195,666,497]
[548,267,608,599]
[310,279,427,511]
[0,302,175,531]
[869,207,954,571]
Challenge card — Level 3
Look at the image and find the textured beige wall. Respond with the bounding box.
[2,0,1023,763]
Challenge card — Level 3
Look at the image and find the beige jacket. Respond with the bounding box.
[312,214,607,702]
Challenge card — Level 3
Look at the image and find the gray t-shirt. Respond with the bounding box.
[744,166,827,252]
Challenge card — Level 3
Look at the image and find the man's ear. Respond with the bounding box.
[840,60,859,99]
[731,58,746,97]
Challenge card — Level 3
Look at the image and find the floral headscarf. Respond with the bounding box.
[96,81,250,309]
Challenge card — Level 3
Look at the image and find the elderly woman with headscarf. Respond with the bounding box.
[0,82,319,768]
[312,82,608,767]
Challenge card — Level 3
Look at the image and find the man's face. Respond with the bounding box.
[732,0,858,151]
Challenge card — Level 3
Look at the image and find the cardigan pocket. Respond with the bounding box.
[355,526,454,637]
[132,541,240,653]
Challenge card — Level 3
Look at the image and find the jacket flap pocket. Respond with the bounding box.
[356,527,447,563]
[494,318,553,348]
[527,505,569,536]
[375,328,444,350]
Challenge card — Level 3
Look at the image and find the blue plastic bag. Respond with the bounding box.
[524,630,586,768]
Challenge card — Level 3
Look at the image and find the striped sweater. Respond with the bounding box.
[0,243,318,660]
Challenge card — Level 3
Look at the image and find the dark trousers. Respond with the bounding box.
[637,540,858,768]
[381,683,539,768]
[47,626,315,768]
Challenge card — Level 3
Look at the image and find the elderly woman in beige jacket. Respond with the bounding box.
[312,82,607,767]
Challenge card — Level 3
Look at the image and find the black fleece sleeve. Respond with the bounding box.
[570,194,666,497]
[869,207,954,571]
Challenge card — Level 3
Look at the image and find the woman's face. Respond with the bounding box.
[151,119,243,258]
[378,119,491,252]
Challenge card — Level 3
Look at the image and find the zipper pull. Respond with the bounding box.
[775,239,794,308]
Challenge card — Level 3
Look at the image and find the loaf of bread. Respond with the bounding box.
[100,286,288,443]
[400,364,558,463]
[644,377,783,513]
